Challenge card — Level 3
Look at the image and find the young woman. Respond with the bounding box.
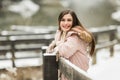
[46,9,95,80]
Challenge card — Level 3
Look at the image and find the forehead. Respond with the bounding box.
[62,14,72,19]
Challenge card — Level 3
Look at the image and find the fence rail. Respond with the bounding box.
[59,57,92,80]
[0,25,119,67]
[0,31,54,67]
[91,26,118,64]
[43,53,92,80]
[0,25,120,80]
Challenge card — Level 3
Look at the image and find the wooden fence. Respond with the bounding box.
[91,26,118,64]
[0,30,55,67]
[0,25,119,80]
[42,25,119,65]
[43,25,120,80]
[0,25,119,68]
[43,53,92,80]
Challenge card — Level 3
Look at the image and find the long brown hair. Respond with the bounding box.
[58,9,95,56]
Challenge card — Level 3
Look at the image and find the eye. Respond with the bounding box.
[67,19,72,21]
[61,18,65,21]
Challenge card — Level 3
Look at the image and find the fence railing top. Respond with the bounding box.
[59,57,93,80]
[89,26,117,33]
[43,53,93,80]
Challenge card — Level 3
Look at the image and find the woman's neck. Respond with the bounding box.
[61,31,67,41]
[62,31,67,35]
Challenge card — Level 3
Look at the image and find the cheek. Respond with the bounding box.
[69,22,73,28]
[70,23,72,26]
[71,21,73,25]
[59,23,63,29]
[60,22,64,28]
[60,22,63,25]
[68,21,73,27]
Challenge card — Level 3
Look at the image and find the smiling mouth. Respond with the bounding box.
[63,26,70,29]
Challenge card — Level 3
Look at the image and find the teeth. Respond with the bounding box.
[64,26,68,28]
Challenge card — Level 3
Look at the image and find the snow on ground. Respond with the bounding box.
[88,44,120,80]
[0,51,43,69]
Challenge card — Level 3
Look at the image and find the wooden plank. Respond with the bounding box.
[96,40,118,49]
[0,26,118,68]
[59,57,92,80]
[0,31,54,36]
[43,53,58,80]
[10,25,57,34]
[91,26,117,64]
[90,26,117,35]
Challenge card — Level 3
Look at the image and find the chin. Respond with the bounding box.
[62,28,71,32]
[63,29,69,32]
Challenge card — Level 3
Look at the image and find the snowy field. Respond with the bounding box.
[0,51,43,69]
[88,44,120,80]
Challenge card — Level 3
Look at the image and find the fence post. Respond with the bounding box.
[11,41,16,67]
[43,53,58,80]
[110,32,115,57]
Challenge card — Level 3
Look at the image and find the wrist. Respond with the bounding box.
[56,41,64,46]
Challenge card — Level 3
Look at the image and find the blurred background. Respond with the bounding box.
[0,0,120,80]
[0,0,120,30]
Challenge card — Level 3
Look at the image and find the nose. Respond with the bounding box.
[64,21,68,25]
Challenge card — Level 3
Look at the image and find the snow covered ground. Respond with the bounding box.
[0,51,43,69]
[88,44,120,80]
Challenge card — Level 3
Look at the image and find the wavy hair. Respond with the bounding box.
[58,9,95,56]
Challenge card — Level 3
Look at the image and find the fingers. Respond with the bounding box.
[56,40,64,46]
[79,31,92,43]
[80,31,85,39]
[46,44,55,53]
[46,47,53,53]
[72,27,92,43]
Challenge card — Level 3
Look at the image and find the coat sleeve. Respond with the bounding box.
[57,34,80,58]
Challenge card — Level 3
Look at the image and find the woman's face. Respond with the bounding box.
[60,14,73,32]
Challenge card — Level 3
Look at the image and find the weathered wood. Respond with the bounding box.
[0,25,119,68]
[11,41,15,67]
[90,26,117,35]
[43,53,58,80]
[109,32,116,57]
[0,34,54,51]
[43,53,92,80]
[92,40,118,64]
[59,57,92,80]
[91,26,118,64]
[0,33,54,67]
[96,40,118,49]
[0,31,54,36]
[10,25,56,34]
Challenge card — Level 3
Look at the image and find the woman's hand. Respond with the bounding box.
[79,31,92,43]
[56,40,64,46]
[72,26,92,43]
[46,40,56,53]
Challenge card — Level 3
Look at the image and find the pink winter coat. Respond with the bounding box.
[54,30,90,71]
